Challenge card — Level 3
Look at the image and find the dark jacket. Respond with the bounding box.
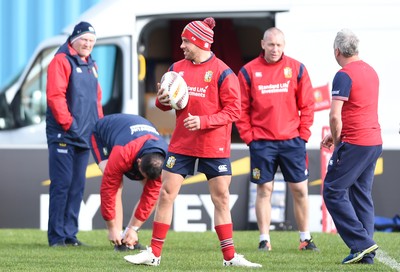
[46,40,103,148]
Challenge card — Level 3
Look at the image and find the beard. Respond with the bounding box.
[183,50,194,61]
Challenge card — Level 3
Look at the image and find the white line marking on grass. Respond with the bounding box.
[376,250,400,271]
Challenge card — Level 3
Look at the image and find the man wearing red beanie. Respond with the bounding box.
[124,17,262,268]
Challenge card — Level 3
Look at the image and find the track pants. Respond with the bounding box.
[323,142,382,254]
[47,142,90,246]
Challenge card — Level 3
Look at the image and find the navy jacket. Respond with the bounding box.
[46,40,103,148]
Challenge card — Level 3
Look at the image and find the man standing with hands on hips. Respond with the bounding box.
[322,29,382,265]
[46,21,103,247]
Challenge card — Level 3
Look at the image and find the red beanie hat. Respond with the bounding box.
[181,17,216,51]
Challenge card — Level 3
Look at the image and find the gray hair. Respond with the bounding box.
[334,29,359,57]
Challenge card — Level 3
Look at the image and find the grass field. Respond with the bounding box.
[0,229,399,271]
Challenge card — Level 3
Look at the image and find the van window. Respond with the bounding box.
[91,45,122,112]
[0,44,122,130]
[19,47,56,127]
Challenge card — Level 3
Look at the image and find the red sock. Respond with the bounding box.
[150,221,170,257]
[215,223,235,261]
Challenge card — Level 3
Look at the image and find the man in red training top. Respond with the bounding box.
[124,17,261,268]
[322,29,382,265]
[236,27,317,252]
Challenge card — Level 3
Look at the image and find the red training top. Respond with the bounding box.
[331,60,382,146]
[236,53,315,145]
[156,54,241,158]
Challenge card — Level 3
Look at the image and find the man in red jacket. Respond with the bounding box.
[236,27,317,252]
[124,17,261,268]
[46,21,103,247]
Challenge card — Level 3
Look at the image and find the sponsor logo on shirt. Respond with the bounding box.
[187,85,208,98]
[258,80,290,94]
[129,125,159,135]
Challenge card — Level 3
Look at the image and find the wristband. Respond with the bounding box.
[122,226,139,238]
[129,226,140,233]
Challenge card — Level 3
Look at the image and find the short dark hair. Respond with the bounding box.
[139,153,165,180]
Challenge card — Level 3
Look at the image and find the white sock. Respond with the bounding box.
[299,231,311,242]
[260,234,270,242]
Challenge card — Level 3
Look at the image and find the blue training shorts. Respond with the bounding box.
[249,137,308,184]
[163,152,232,178]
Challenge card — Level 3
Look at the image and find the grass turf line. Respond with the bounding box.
[0,230,398,271]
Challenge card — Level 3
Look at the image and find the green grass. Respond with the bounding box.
[0,229,399,271]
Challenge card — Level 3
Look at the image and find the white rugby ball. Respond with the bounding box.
[160,71,189,110]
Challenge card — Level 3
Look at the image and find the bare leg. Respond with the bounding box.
[288,180,309,232]
[154,170,184,224]
[208,175,232,225]
[256,182,274,237]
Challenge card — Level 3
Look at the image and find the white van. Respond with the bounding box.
[0,0,399,231]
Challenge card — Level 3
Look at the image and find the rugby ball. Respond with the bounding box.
[160,71,189,110]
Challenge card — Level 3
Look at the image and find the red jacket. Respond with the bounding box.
[236,53,314,145]
[92,114,168,221]
[156,54,241,158]
[46,41,103,148]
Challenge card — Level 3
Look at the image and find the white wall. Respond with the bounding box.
[277,0,400,149]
